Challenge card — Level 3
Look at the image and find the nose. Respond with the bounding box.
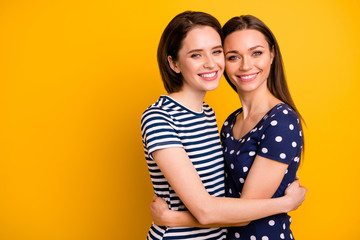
[240,56,252,71]
[204,55,216,69]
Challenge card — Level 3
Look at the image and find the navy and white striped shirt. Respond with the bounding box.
[141,96,226,240]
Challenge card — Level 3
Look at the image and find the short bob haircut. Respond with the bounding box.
[157,11,223,93]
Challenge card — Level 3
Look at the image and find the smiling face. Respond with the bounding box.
[224,29,274,94]
[168,26,224,94]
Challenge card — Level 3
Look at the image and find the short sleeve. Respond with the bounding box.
[141,108,183,159]
[257,107,303,164]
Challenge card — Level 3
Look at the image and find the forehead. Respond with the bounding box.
[180,26,221,50]
[224,29,268,50]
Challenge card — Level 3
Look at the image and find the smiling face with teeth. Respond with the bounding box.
[224,29,274,94]
[167,26,225,94]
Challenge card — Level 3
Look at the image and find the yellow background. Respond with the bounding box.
[1,0,359,239]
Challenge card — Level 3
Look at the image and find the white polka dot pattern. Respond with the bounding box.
[220,103,302,239]
[275,136,282,142]
[271,120,278,126]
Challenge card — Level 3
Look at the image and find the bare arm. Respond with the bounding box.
[150,196,249,227]
[152,147,306,225]
[241,155,288,199]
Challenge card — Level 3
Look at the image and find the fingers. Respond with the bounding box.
[152,195,163,202]
[301,186,308,194]
[290,180,300,188]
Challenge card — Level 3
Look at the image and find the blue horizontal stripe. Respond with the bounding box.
[142,96,226,240]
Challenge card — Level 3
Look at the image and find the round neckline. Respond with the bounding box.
[162,95,205,115]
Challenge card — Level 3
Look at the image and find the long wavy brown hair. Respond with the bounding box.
[223,15,305,154]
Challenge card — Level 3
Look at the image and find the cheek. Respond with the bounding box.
[225,62,237,75]
[258,59,272,72]
[181,61,197,75]
[216,56,225,69]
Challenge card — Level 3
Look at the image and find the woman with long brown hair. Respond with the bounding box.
[150,15,305,240]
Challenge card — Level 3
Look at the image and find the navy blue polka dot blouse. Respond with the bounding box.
[221,103,303,240]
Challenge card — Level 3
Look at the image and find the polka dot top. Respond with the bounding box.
[221,103,303,240]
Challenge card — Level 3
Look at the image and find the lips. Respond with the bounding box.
[236,72,259,82]
[198,71,218,81]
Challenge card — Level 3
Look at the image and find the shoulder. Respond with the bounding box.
[141,97,175,130]
[141,96,172,119]
[258,104,303,163]
[264,104,301,129]
[224,108,242,123]
[202,102,214,112]
[202,102,217,118]
[260,104,303,146]
[221,108,241,135]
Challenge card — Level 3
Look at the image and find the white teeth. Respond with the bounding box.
[200,72,216,78]
[240,73,257,79]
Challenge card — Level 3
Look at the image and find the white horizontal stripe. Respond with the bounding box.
[181,136,220,145]
[142,97,225,239]
[191,158,224,171]
[201,169,225,181]
[187,145,223,157]
[206,183,225,193]
[147,225,164,240]
[188,151,223,162]
[153,190,170,196]
[147,137,181,147]
[163,227,224,237]
[147,143,182,154]
[197,165,225,176]
[174,122,218,132]
[172,116,216,126]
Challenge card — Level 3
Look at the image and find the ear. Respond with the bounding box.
[270,46,275,64]
[167,56,181,73]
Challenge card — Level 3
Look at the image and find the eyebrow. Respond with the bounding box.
[187,45,223,54]
[249,45,264,50]
[225,45,265,55]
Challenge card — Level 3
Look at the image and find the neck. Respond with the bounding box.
[238,86,280,119]
[168,88,206,113]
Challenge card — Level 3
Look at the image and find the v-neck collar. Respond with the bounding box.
[230,103,284,142]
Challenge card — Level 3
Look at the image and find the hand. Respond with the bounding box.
[150,196,170,226]
[284,180,307,212]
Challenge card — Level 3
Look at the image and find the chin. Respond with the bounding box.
[206,82,220,91]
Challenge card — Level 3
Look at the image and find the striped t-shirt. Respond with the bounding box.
[141,95,226,240]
